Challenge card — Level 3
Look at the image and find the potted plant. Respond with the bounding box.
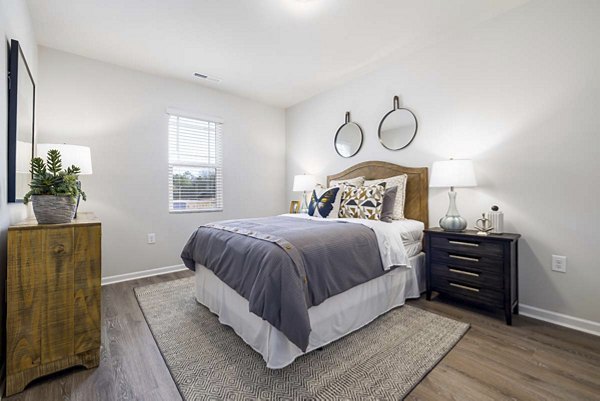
[23,149,87,224]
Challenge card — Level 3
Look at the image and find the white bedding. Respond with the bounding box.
[195,252,425,369]
[281,213,424,263]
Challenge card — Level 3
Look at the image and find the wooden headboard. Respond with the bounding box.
[327,160,429,227]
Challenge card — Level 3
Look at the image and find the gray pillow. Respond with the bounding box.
[380,186,398,223]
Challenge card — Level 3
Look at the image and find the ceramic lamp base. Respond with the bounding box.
[439,215,467,232]
[439,189,467,232]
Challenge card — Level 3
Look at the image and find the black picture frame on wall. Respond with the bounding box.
[7,39,36,203]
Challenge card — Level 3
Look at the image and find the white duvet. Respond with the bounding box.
[281,213,424,270]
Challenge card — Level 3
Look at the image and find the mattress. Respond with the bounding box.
[195,252,426,369]
[389,218,424,258]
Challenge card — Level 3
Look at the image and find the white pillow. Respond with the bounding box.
[364,174,408,219]
[330,176,365,188]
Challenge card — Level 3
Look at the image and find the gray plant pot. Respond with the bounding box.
[31,195,76,224]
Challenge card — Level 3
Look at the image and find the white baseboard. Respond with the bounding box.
[520,304,600,337]
[101,264,187,286]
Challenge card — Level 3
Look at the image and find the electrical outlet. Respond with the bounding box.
[147,233,156,244]
[552,255,567,273]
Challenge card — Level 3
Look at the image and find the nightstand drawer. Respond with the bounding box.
[430,248,503,273]
[430,235,503,257]
[431,276,503,307]
[430,262,503,289]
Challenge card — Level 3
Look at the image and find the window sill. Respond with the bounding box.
[169,208,223,214]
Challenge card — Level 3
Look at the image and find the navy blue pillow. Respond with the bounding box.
[308,187,340,218]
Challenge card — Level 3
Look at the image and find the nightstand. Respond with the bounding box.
[424,228,521,325]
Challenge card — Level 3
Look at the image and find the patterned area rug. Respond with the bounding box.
[135,277,469,400]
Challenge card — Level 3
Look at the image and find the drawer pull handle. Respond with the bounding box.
[449,268,480,277]
[449,240,479,247]
[449,282,480,292]
[449,254,479,262]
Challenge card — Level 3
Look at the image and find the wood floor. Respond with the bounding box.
[5,270,600,401]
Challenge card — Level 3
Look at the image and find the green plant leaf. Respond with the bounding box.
[46,149,63,175]
[26,149,88,203]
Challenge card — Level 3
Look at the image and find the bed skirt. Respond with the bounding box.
[195,252,426,369]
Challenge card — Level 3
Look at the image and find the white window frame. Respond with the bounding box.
[167,109,223,213]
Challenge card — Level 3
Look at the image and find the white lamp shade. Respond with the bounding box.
[293,174,316,192]
[37,143,93,175]
[430,159,477,188]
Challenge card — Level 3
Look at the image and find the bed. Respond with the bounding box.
[181,161,429,368]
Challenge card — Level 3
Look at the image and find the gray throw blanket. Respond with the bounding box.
[181,216,385,351]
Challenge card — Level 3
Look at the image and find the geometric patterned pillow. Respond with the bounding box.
[338,183,387,220]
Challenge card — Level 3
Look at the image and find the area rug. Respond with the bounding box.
[135,277,469,400]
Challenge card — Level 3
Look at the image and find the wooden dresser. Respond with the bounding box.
[424,228,520,325]
[6,213,101,396]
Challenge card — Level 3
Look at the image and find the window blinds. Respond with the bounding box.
[168,113,223,212]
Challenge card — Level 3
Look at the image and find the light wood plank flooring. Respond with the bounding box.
[6,270,600,400]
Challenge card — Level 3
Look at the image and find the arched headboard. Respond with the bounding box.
[327,160,429,227]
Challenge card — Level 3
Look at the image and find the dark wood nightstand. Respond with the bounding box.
[424,228,521,325]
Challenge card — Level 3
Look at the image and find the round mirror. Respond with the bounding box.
[378,96,418,150]
[334,112,363,158]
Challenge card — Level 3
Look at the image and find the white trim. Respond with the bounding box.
[101,264,187,286]
[165,107,224,124]
[520,304,600,337]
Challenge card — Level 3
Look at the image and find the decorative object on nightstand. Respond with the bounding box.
[488,205,504,234]
[38,143,93,218]
[23,149,88,224]
[293,174,316,214]
[429,159,477,232]
[425,228,521,325]
[474,213,494,235]
[6,213,102,396]
[289,200,300,214]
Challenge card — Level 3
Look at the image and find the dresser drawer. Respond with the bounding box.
[431,276,503,307]
[430,235,503,258]
[430,262,503,290]
[430,248,503,273]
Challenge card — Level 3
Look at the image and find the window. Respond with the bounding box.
[168,112,223,212]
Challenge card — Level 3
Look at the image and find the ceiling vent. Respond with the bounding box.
[194,72,221,83]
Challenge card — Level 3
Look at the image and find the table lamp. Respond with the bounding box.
[38,143,93,218]
[293,174,316,214]
[430,159,477,232]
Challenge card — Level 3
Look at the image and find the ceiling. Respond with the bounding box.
[27,0,528,108]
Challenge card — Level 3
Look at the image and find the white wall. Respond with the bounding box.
[37,47,286,277]
[286,0,600,323]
